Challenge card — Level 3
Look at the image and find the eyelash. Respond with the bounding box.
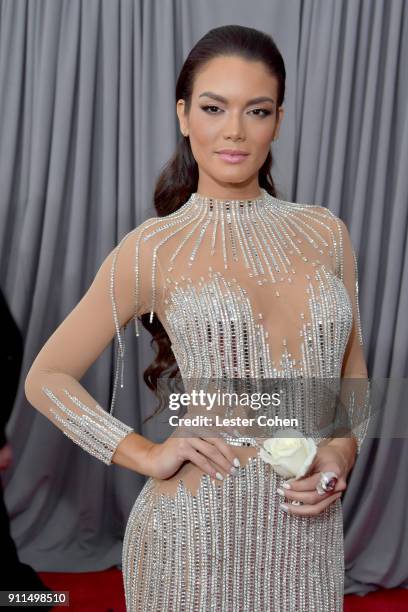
[200,105,272,118]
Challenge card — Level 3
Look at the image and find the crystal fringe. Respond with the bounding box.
[42,386,134,464]
[122,454,345,611]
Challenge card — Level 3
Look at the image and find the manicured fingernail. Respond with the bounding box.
[215,472,224,481]
[280,503,289,512]
[282,482,291,489]
[276,487,285,496]
[233,457,240,467]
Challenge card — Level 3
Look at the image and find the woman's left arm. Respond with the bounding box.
[277,217,370,516]
[326,217,371,468]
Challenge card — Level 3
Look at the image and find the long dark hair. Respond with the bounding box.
[141,25,286,422]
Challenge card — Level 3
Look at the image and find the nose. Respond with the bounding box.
[223,111,245,140]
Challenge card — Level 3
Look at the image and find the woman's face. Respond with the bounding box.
[177,55,284,198]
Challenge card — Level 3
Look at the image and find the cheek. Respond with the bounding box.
[252,123,275,144]
[192,119,218,146]
[251,126,274,158]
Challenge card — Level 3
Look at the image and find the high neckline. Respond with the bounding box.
[191,187,268,212]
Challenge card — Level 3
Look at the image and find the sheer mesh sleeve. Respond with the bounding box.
[333,217,371,454]
[24,222,160,466]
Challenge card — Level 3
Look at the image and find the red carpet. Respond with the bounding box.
[39,567,126,612]
[39,568,408,611]
[344,587,408,611]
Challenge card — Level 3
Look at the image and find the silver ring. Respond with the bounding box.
[316,471,338,496]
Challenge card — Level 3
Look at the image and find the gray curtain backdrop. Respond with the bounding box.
[1,0,407,596]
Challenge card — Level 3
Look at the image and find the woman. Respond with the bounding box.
[25,25,370,611]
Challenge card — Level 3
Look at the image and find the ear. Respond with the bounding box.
[176,99,188,137]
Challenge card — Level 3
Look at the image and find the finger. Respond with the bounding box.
[276,486,333,506]
[192,438,237,478]
[205,436,242,469]
[281,473,324,492]
[332,477,347,493]
[277,478,347,505]
[280,491,343,517]
[284,469,342,492]
[184,446,220,480]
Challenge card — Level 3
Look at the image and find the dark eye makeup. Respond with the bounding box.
[200,104,272,118]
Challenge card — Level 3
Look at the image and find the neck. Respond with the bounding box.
[192,188,267,212]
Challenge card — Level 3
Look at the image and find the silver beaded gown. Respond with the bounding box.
[24,188,371,611]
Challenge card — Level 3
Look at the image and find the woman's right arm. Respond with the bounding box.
[24,219,239,482]
[24,226,154,472]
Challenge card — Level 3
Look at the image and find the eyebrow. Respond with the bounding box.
[198,91,275,106]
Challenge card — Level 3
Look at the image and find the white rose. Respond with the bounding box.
[259,428,317,480]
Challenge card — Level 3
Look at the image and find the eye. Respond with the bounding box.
[249,108,272,118]
[200,105,271,118]
[200,105,221,114]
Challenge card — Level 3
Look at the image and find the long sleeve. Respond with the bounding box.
[24,222,160,466]
[333,217,371,454]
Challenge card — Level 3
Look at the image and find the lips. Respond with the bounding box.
[216,150,249,164]
[216,149,249,156]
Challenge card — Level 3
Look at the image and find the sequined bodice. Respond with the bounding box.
[138,189,354,381]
